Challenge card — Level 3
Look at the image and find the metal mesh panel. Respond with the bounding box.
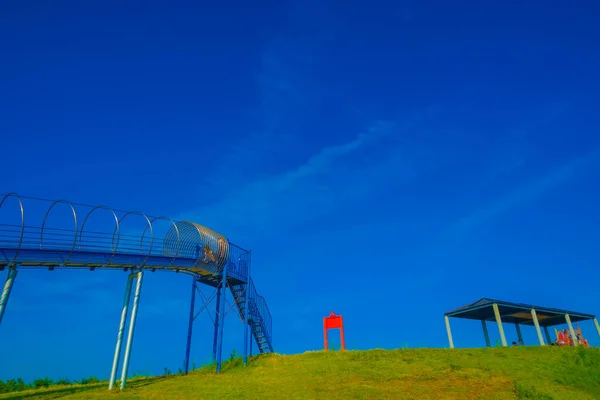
[162,221,229,274]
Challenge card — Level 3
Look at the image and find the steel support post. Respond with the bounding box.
[212,283,222,362]
[120,270,144,389]
[482,320,491,347]
[324,318,329,351]
[445,315,454,349]
[108,272,134,390]
[531,309,545,346]
[594,318,600,339]
[249,331,253,357]
[516,324,524,344]
[0,267,18,326]
[565,314,578,346]
[184,277,197,375]
[492,303,507,347]
[243,256,251,365]
[544,326,552,345]
[215,263,228,373]
[340,315,346,350]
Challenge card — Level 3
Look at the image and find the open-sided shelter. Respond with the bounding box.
[444,298,600,348]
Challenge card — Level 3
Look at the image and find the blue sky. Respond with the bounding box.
[2,0,600,382]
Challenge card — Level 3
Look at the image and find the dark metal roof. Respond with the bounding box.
[445,298,596,327]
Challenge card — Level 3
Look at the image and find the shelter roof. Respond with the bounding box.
[445,298,596,327]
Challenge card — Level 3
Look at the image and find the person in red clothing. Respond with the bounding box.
[557,330,565,345]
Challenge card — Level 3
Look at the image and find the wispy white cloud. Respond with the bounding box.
[175,113,439,243]
[272,120,396,191]
[203,11,337,194]
[173,8,432,238]
[451,146,600,236]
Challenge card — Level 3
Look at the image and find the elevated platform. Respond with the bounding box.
[0,247,247,288]
[0,192,273,389]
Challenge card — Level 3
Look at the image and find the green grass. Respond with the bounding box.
[2,346,599,399]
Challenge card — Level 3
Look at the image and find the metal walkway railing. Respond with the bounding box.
[0,192,274,389]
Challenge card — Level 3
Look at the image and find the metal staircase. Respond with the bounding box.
[229,277,273,354]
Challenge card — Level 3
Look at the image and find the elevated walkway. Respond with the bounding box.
[0,192,273,389]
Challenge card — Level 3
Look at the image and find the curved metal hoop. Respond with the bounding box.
[115,211,154,267]
[0,193,25,266]
[150,216,181,269]
[79,205,120,267]
[40,199,78,266]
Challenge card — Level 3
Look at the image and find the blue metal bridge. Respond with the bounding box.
[0,192,273,389]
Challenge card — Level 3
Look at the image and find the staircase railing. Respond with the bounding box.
[248,277,272,348]
[225,243,249,282]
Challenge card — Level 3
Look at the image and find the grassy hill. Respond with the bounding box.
[2,346,600,400]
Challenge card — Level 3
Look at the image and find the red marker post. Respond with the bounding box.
[323,311,345,351]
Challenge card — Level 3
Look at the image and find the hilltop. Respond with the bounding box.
[2,346,599,399]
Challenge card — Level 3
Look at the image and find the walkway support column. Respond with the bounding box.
[445,315,454,349]
[0,267,18,326]
[108,272,134,390]
[492,303,507,347]
[515,324,524,344]
[212,283,222,362]
[120,270,144,389]
[243,256,251,365]
[543,326,552,345]
[594,318,600,339]
[184,277,197,375]
[530,309,545,346]
[565,314,578,346]
[482,320,491,347]
[216,263,228,373]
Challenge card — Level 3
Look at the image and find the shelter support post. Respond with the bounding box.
[108,272,134,390]
[594,318,600,339]
[120,270,144,389]
[482,320,491,347]
[0,267,18,326]
[444,315,454,349]
[530,309,545,346]
[215,263,228,373]
[212,283,222,362]
[492,303,507,347]
[565,314,578,346]
[515,324,524,344]
[543,326,552,345]
[184,277,197,375]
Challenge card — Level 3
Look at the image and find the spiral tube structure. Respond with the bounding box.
[162,221,229,274]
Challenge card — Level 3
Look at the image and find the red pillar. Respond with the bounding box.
[340,314,345,350]
[324,319,329,351]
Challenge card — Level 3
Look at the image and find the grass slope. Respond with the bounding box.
[3,346,600,400]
